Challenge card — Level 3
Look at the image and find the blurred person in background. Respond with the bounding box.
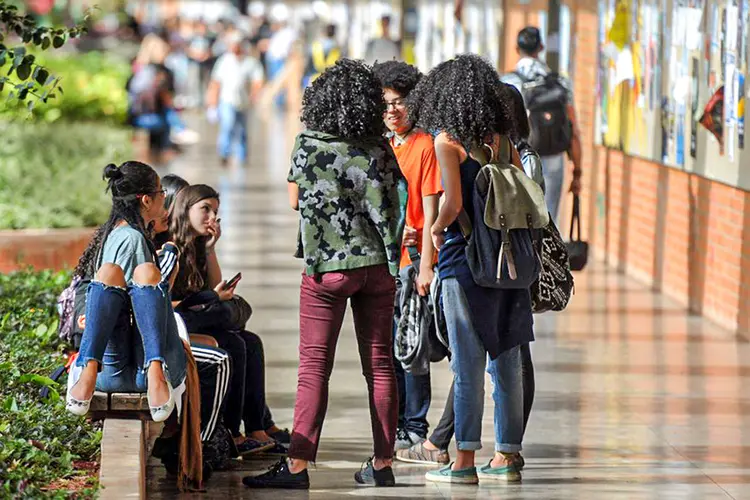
[128,28,199,164]
[501,27,582,224]
[164,17,194,108]
[365,15,401,64]
[303,23,340,88]
[211,20,239,59]
[266,3,297,108]
[206,33,265,167]
[188,19,214,107]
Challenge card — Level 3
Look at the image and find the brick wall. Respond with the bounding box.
[0,229,95,273]
[502,0,750,335]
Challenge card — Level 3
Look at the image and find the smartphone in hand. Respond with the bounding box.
[225,272,242,289]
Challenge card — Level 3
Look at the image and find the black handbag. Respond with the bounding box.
[531,217,574,313]
[566,194,589,271]
[177,291,253,332]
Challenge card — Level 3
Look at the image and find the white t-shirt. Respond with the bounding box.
[211,53,265,109]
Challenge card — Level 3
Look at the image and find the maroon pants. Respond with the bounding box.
[289,264,398,462]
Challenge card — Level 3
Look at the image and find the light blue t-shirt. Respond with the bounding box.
[100,226,153,284]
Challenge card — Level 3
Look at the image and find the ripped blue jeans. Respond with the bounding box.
[75,281,187,392]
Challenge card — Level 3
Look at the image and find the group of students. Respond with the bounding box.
[64,25,580,491]
[242,26,580,490]
[63,163,291,483]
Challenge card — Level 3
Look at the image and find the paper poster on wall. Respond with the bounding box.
[739,73,746,149]
[684,7,704,51]
[691,56,700,158]
[721,7,727,83]
[700,85,725,153]
[726,60,737,162]
[743,0,750,69]
[709,3,719,88]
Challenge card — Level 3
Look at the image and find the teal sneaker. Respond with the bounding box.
[425,463,479,484]
[477,460,522,482]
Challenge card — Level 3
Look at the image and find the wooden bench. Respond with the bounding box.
[89,334,217,499]
[90,393,151,499]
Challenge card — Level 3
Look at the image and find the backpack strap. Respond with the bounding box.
[407,246,422,272]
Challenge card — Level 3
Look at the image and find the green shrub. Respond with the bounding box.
[0,121,133,229]
[0,50,130,124]
[0,269,101,498]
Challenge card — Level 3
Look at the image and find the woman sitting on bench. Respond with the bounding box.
[66,161,187,423]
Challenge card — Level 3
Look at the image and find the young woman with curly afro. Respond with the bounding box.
[372,60,445,456]
[408,54,534,484]
[243,58,407,490]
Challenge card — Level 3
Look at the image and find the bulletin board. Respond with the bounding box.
[596,0,750,190]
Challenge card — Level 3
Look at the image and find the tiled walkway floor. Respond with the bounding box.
[148,111,750,499]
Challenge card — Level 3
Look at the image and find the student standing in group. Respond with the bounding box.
[373,60,442,453]
[408,54,533,484]
[243,59,407,490]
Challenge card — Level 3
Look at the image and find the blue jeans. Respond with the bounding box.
[218,102,248,163]
[266,57,287,108]
[394,320,432,437]
[442,278,524,453]
[542,154,565,225]
[76,281,187,392]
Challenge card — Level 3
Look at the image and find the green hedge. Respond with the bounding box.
[0,270,101,498]
[0,122,132,230]
[0,51,130,124]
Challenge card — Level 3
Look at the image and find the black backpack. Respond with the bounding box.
[515,72,573,156]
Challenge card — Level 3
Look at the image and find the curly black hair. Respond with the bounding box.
[300,58,385,139]
[506,83,530,143]
[407,54,516,151]
[372,60,422,97]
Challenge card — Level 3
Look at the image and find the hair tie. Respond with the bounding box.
[103,163,124,182]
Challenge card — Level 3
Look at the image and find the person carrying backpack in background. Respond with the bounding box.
[501,26,582,224]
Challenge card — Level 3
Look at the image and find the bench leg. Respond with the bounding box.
[99,418,146,499]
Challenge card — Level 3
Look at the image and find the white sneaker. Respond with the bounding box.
[171,129,200,145]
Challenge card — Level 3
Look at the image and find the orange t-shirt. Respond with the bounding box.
[391,130,443,269]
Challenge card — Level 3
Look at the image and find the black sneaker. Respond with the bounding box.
[354,458,396,487]
[269,428,291,447]
[243,459,310,490]
[235,437,275,457]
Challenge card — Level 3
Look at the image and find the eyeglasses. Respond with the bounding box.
[138,189,166,199]
[385,99,406,110]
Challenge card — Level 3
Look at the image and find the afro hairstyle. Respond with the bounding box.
[372,60,423,97]
[300,58,385,139]
[407,54,515,151]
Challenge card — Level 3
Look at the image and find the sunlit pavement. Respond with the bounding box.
[147,111,750,499]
